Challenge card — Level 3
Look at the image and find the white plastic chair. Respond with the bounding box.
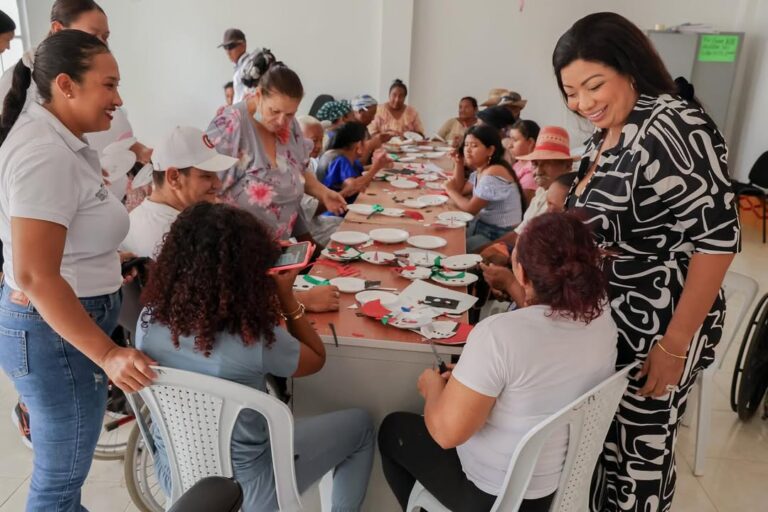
[685,270,758,475]
[406,363,637,512]
[128,366,305,511]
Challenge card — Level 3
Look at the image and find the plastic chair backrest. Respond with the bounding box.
[134,366,302,510]
[491,363,637,512]
[308,94,335,118]
[718,271,759,368]
[748,150,768,189]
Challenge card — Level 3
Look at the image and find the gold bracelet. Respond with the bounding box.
[656,342,687,360]
[281,302,305,321]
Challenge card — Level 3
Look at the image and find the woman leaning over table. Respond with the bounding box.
[368,79,424,136]
[554,12,740,512]
[0,30,155,511]
[206,53,344,313]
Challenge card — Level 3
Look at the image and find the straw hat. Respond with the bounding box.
[499,91,527,109]
[516,126,577,161]
[480,88,509,107]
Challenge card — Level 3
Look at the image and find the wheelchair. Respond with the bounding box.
[731,292,768,421]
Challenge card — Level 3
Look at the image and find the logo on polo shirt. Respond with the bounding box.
[96,184,109,201]
[202,134,215,149]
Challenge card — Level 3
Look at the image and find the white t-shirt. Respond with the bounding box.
[514,186,548,235]
[452,305,618,498]
[232,51,250,104]
[0,102,130,296]
[120,199,180,258]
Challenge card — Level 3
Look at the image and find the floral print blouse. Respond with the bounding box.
[206,102,309,240]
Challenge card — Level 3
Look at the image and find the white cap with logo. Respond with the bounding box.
[133,126,238,187]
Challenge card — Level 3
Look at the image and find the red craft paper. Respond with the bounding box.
[360,299,392,320]
[403,210,425,221]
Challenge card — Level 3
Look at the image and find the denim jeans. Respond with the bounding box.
[0,284,121,512]
[466,219,513,253]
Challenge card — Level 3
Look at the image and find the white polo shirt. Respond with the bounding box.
[120,199,180,258]
[0,102,129,297]
[232,51,250,103]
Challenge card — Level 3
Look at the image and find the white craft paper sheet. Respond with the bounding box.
[397,279,478,315]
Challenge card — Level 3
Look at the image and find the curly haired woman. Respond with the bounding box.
[136,202,374,511]
[378,212,618,512]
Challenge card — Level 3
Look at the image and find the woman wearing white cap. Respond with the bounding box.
[0,30,155,511]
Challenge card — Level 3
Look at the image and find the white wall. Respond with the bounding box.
[21,0,768,179]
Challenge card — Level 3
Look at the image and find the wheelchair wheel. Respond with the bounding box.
[124,417,166,512]
[731,292,768,420]
[93,381,135,460]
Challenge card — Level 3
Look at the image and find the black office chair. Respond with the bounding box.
[308,93,334,118]
[732,150,768,243]
[167,477,243,512]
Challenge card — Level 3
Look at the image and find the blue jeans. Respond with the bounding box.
[0,284,120,512]
[466,219,513,253]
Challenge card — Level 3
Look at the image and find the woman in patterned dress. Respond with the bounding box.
[553,12,740,511]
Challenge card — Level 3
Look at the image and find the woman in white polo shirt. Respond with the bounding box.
[0,30,155,511]
[378,212,618,512]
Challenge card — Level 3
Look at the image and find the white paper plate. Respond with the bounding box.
[420,320,460,339]
[390,179,419,189]
[424,152,447,159]
[431,271,478,287]
[361,251,396,265]
[416,174,439,182]
[100,150,136,178]
[408,235,447,250]
[390,310,435,329]
[417,145,434,151]
[438,211,474,223]
[398,156,418,163]
[346,203,376,215]
[369,228,410,244]
[329,277,366,293]
[404,131,425,142]
[399,266,432,280]
[425,181,445,190]
[403,199,427,209]
[395,249,445,267]
[330,231,370,245]
[102,137,138,155]
[418,194,449,206]
[441,254,483,270]
[401,147,421,154]
[382,208,405,217]
[293,274,323,291]
[389,136,404,145]
[434,219,466,229]
[355,290,399,305]
[320,247,361,261]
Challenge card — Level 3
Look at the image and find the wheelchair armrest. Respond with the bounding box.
[168,476,243,512]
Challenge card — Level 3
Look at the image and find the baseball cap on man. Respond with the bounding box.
[154,126,238,172]
[218,28,246,48]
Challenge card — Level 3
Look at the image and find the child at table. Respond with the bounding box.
[378,212,618,512]
[136,202,374,511]
[317,121,391,209]
[443,125,525,252]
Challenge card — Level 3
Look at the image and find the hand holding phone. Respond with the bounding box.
[269,241,314,275]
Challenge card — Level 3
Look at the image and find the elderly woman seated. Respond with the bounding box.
[315,100,353,148]
[437,96,478,146]
[369,79,424,136]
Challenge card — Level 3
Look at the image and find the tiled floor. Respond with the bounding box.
[0,217,766,511]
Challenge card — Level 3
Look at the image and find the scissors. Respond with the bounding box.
[428,339,449,374]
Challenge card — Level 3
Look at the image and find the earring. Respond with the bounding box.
[67,94,73,98]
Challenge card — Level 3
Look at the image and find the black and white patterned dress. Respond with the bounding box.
[566,94,741,512]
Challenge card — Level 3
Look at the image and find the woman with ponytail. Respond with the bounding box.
[379,212,618,512]
[553,12,740,511]
[0,30,155,511]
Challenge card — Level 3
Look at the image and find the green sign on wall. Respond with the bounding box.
[698,34,740,63]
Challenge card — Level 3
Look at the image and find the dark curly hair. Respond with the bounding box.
[515,212,606,324]
[141,202,282,356]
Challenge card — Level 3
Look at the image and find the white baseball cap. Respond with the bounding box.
[153,126,237,172]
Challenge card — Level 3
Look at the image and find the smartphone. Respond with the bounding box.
[121,256,151,276]
[269,241,314,274]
